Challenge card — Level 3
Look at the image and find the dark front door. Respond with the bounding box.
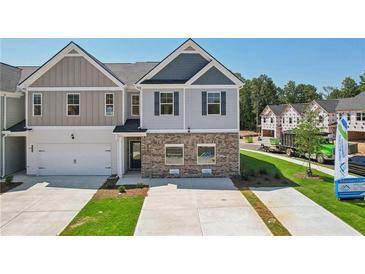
[130,141,141,169]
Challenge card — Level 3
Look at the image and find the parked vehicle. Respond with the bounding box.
[261,131,335,163]
[349,155,365,176]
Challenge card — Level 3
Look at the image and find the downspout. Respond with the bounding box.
[1,95,6,178]
[134,84,143,128]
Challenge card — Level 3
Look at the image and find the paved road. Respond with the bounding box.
[0,172,105,236]
[251,187,361,236]
[134,178,271,236]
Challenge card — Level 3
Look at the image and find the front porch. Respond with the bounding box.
[113,119,147,178]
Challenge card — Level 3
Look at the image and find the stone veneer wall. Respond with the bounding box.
[141,133,239,178]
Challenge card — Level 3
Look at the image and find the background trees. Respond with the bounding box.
[239,71,365,131]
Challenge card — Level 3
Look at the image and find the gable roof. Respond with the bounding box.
[136,38,244,86]
[313,99,339,113]
[0,62,21,92]
[18,42,125,88]
[290,103,309,114]
[261,104,288,116]
[336,92,365,111]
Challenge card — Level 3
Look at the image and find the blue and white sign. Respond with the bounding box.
[334,115,365,199]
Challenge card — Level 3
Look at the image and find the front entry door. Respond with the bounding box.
[130,141,141,169]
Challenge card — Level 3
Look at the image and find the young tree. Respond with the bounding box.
[293,111,323,177]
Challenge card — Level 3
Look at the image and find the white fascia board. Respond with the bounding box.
[147,129,239,134]
[2,131,28,137]
[28,126,115,130]
[112,132,147,137]
[0,91,24,98]
[27,87,123,91]
[19,43,124,89]
[138,84,238,89]
[136,40,212,85]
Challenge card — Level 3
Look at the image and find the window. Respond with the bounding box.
[67,93,80,116]
[347,113,351,122]
[297,117,300,123]
[270,117,273,123]
[131,94,140,116]
[318,115,323,123]
[356,112,365,121]
[32,93,42,116]
[160,92,173,115]
[165,144,184,165]
[105,93,114,116]
[263,117,266,123]
[197,144,216,165]
[207,92,220,115]
[289,117,292,124]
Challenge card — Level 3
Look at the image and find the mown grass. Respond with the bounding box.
[60,196,144,236]
[240,150,365,235]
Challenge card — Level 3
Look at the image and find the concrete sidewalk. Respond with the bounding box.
[135,178,272,236]
[251,187,361,236]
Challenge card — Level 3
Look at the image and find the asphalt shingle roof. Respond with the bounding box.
[291,103,309,114]
[336,92,365,111]
[314,99,340,113]
[0,62,21,92]
[267,104,288,116]
[113,119,146,133]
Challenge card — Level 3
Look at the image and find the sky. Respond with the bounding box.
[1,38,364,93]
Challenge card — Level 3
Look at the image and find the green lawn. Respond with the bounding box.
[60,196,144,236]
[240,150,365,235]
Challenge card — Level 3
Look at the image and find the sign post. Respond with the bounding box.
[334,115,365,199]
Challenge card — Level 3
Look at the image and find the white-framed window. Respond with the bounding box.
[270,117,273,123]
[66,93,80,116]
[263,117,266,123]
[207,92,221,115]
[32,93,42,116]
[131,94,140,116]
[289,117,293,124]
[197,144,216,165]
[105,93,114,116]
[160,92,174,115]
[347,113,351,123]
[165,144,184,165]
[356,112,365,121]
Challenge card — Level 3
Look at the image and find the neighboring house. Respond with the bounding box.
[12,39,243,177]
[336,92,365,141]
[308,99,339,137]
[260,104,287,137]
[0,63,27,178]
[281,103,308,132]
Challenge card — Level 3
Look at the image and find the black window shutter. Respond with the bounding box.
[202,91,207,116]
[174,92,179,116]
[154,91,160,116]
[221,91,226,115]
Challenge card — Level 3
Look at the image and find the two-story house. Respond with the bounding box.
[0,63,27,178]
[336,92,365,141]
[260,104,287,137]
[281,103,308,132]
[308,99,339,137]
[13,39,243,178]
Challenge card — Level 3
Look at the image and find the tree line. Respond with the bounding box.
[237,72,365,131]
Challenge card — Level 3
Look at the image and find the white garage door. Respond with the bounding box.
[37,144,111,175]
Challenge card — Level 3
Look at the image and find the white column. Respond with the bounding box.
[117,136,124,177]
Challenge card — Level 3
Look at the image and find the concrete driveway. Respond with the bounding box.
[134,178,271,236]
[0,172,105,236]
[251,187,361,236]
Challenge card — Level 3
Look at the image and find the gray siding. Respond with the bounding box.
[30,56,117,87]
[0,97,3,177]
[28,90,123,126]
[151,54,208,81]
[142,89,184,129]
[6,96,25,128]
[185,88,238,129]
[192,67,234,85]
[126,91,140,119]
[5,137,26,175]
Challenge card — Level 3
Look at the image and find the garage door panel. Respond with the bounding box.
[38,144,111,175]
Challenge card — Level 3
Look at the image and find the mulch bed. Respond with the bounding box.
[293,172,323,181]
[231,175,297,188]
[94,186,149,199]
[0,182,22,194]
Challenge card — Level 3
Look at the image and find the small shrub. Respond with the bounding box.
[5,175,14,184]
[274,172,281,179]
[240,172,249,181]
[259,168,268,175]
[248,169,256,177]
[244,136,253,143]
[118,185,126,193]
[136,182,144,189]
